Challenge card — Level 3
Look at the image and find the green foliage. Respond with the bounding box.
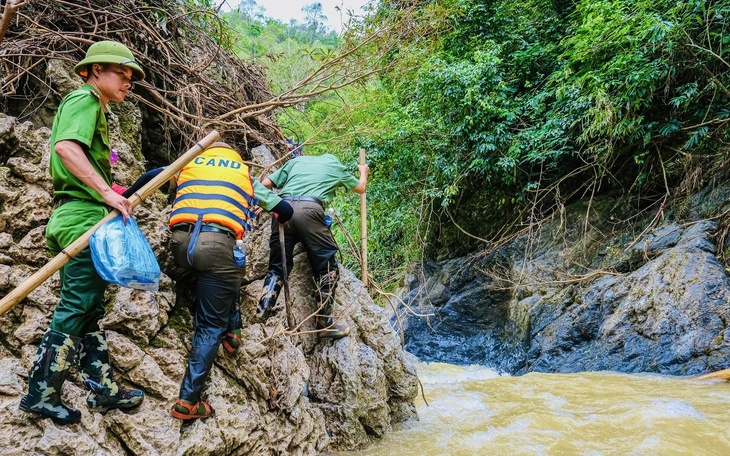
[223,1,338,92]
[176,0,239,49]
[224,0,730,281]
[352,0,730,266]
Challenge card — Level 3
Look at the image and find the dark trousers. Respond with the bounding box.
[170,229,243,402]
[268,200,338,279]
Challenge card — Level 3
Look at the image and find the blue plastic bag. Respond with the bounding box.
[90,216,160,291]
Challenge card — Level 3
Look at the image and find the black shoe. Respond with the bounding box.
[316,318,351,339]
[256,271,283,322]
[314,268,349,339]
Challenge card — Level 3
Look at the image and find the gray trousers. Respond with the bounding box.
[268,199,338,279]
[170,229,243,402]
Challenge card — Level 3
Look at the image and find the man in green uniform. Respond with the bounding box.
[256,153,369,339]
[20,41,146,424]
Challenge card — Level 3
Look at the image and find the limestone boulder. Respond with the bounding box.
[0,111,417,455]
[0,358,25,396]
[242,211,274,283]
[105,330,145,371]
[400,197,730,378]
[249,144,278,173]
[47,59,83,97]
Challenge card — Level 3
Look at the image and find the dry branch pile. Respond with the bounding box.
[0,0,284,156]
[1,0,430,163]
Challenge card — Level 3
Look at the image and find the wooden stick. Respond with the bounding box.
[279,222,295,330]
[0,130,220,316]
[359,148,368,288]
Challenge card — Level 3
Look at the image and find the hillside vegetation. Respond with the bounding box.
[224,0,730,281]
[140,1,730,281]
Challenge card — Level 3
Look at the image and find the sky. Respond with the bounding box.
[225,0,370,31]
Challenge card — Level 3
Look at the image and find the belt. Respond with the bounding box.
[172,224,235,238]
[282,196,323,207]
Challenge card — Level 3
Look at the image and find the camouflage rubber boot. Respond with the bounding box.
[256,271,283,322]
[78,331,144,412]
[19,329,82,424]
[315,269,350,340]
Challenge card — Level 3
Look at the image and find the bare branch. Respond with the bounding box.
[0,0,30,46]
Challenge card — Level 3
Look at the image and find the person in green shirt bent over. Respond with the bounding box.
[256,153,369,339]
[20,41,147,424]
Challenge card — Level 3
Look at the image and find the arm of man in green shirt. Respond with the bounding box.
[55,140,132,221]
[261,177,275,190]
[350,164,370,194]
[253,179,281,211]
[253,179,293,223]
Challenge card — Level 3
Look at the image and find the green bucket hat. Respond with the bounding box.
[74,41,145,81]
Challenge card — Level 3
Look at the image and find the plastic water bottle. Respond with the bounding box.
[233,240,246,267]
[324,207,335,227]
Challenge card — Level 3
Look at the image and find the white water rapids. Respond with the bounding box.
[337,362,730,455]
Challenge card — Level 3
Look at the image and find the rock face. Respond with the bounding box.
[0,69,418,454]
[400,196,730,376]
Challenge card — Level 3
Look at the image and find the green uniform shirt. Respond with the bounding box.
[268,154,359,203]
[49,84,111,204]
[253,179,281,211]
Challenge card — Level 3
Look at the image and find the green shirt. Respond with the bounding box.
[268,154,359,203]
[49,84,111,204]
[253,179,281,211]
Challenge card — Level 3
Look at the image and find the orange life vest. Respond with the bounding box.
[169,146,257,239]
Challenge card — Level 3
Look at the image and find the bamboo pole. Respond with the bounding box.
[0,130,221,316]
[359,148,368,288]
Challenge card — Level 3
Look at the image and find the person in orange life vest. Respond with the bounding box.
[168,141,293,420]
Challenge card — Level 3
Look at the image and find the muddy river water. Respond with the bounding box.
[339,362,730,455]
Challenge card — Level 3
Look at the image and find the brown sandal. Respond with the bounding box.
[171,399,213,420]
[222,332,242,353]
